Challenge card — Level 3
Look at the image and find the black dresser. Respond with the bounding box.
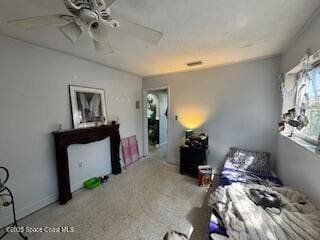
[180,146,207,177]
[180,135,208,177]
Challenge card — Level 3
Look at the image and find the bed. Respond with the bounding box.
[207,148,320,240]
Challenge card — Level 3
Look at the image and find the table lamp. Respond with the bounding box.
[186,129,194,139]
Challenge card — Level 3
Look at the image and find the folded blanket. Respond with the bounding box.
[209,183,320,240]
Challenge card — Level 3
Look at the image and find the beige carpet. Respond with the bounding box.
[3,157,211,240]
[149,144,168,160]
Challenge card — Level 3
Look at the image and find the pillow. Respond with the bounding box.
[224,147,271,175]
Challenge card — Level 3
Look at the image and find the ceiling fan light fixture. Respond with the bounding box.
[58,21,83,43]
[93,0,107,10]
[7,0,164,54]
[64,0,81,12]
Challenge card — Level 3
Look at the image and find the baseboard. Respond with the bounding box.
[71,182,84,193]
[158,142,168,147]
[0,193,58,229]
[167,156,179,165]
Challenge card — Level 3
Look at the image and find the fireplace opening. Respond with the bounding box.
[68,138,111,192]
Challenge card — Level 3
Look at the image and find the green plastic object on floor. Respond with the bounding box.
[83,178,101,189]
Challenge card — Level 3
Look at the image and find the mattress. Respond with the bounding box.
[208,167,282,239]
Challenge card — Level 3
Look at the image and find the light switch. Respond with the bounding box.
[136,101,140,109]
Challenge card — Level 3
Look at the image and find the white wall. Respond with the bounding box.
[0,35,143,227]
[281,12,320,73]
[144,57,281,169]
[277,12,320,206]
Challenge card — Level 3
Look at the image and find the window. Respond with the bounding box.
[281,52,320,153]
[297,67,320,143]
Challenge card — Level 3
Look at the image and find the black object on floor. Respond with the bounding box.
[0,166,28,239]
[180,133,208,177]
[100,175,109,183]
[180,147,208,178]
[249,188,282,210]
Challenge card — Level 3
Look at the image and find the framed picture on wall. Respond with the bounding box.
[69,85,107,129]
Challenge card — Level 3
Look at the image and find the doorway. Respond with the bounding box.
[143,88,169,160]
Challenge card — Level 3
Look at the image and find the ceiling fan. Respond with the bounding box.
[7,0,163,54]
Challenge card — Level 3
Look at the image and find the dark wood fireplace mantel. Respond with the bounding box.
[53,124,121,204]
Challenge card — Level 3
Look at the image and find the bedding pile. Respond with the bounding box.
[209,183,320,240]
[208,147,320,240]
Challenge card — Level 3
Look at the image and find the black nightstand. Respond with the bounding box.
[180,146,207,177]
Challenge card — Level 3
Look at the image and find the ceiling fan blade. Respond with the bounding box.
[59,21,83,43]
[88,20,109,41]
[7,15,73,30]
[89,21,113,54]
[105,0,117,8]
[113,17,163,45]
[93,40,113,54]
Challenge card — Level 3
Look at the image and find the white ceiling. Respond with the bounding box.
[0,0,320,77]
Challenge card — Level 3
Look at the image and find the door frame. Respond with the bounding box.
[142,86,170,157]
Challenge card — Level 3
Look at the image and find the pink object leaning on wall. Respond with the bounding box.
[121,136,140,168]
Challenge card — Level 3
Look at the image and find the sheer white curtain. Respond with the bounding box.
[281,73,298,136]
[282,73,298,113]
[298,68,320,142]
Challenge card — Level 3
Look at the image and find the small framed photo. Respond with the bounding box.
[69,85,107,129]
